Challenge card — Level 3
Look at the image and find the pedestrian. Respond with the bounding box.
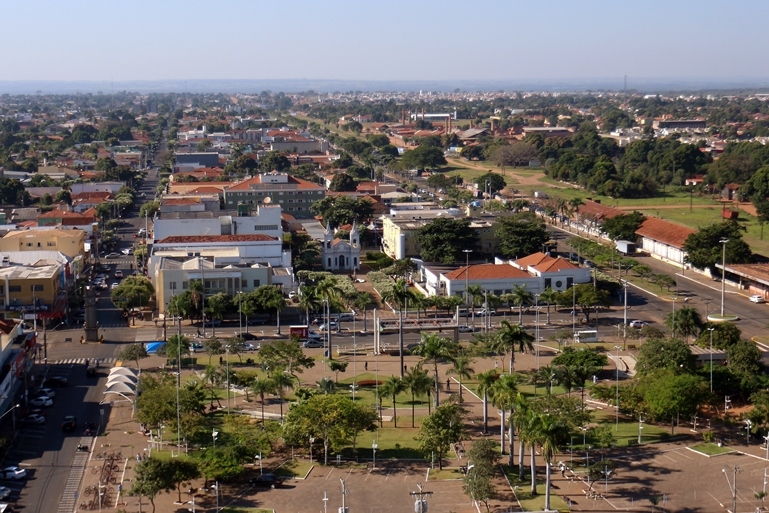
[219,356,223,365]
[446,379,451,390]
[364,361,368,371]
[561,467,565,478]
[137,453,141,462]
[404,364,407,373]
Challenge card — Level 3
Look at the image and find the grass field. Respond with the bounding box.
[274,459,314,479]
[427,468,464,480]
[502,466,570,512]
[689,442,732,456]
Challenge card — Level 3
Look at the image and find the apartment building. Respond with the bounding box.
[223,172,324,218]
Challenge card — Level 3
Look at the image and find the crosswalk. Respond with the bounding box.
[50,357,117,366]
[57,437,92,513]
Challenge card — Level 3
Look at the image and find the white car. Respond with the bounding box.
[319,322,338,332]
[288,291,297,300]
[0,486,11,499]
[0,467,26,480]
[36,388,55,398]
[22,414,45,425]
[629,320,649,329]
[458,325,477,333]
[31,396,53,407]
[750,295,765,304]
[303,339,325,348]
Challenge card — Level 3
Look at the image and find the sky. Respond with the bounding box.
[1,0,768,87]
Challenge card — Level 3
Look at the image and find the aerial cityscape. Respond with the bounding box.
[2,2,769,513]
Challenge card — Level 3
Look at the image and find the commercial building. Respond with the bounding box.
[150,234,290,269]
[0,229,86,261]
[223,172,324,218]
[0,262,67,322]
[152,204,283,242]
[174,152,221,169]
[634,218,696,267]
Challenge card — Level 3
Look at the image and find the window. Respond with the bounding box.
[253,279,260,287]
[169,282,177,290]
[8,286,20,292]
[26,243,32,247]
[47,242,55,247]
[37,243,41,248]
[544,278,552,289]
[555,280,563,288]
[182,281,189,290]
[566,277,574,288]
[241,279,247,288]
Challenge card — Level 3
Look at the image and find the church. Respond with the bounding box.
[322,223,361,271]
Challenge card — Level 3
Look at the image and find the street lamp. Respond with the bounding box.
[309,437,315,464]
[225,345,230,414]
[638,417,644,444]
[621,280,628,349]
[708,327,715,393]
[212,429,218,449]
[614,346,621,431]
[372,440,378,470]
[746,420,753,446]
[720,238,729,316]
[462,250,472,327]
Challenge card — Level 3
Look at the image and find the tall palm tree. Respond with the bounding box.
[314,277,343,357]
[568,197,584,228]
[298,286,321,325]
[510,284,533,325]
[189,279,204,323]
[512,393,531,480]
[489,373,518,467]
[535,414,569,510]
[555,365,578,396]
[476,370,498,435]
[381,278,412,378]
[352,291,374,333]
[664,306,703,341]
[538,287,559,326]
[447,351,475,401]
[404,366,433,426]
[411,333,458,407]
[271,372,294,421]
[265,287,287,335]
[380,376,406,427]
[497,320,535,373]
[252,378,275,423]
[203,365,223,409]
[535,365,559,396]
[467,284,484,327]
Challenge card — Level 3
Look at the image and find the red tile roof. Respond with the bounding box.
[226,175,322,191]
[635,218,696,249]
[534,257,579,272]
[39,210,93,220]
[577,200,623,221]
[157,234,278,244]
[513,252,552,269]
[444,263,530,281]
[161,198,200,206]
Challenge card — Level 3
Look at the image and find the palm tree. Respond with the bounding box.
[535,365,558,396]
[555,365,578,396]
[664,306,703,341]
[189,279,204,323]
[381,278,412,378]
[352,291,374,333]
[476,370,498,435]
[404,366,433,426]
[535,414,569,510]
[317,377,335,394]
[497,320,535,373]
[380,376,406,427]
[568,197,584,228]
[489,373,518,467]
[411,333,457,407]
[512,394,531,480]
[314,277,344,357]
[271,372,294,421]
[467,284,484,327]
[447,350,475,401]
[252,378,275,423]
[264,287,287,335]
[510,284,533,325]
[538,287,559,325]
[203,365,223,409]
[298,286,321,325]
[555,197,569,225]
[234,292,257,333]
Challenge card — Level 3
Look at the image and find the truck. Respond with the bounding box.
[615,240,636,255]
[289,325,323,341]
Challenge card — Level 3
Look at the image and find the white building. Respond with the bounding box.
[150,234,290,269]
[152,204,283,242]
[321,223,361,271]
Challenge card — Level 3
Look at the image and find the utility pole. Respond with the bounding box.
[410,483,433,513]
[723,464,741,513]
[339,478,349,513]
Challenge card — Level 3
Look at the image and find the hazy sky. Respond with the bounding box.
[2,0,767,84]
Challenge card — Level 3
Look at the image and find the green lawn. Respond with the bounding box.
[689,442,732,456]
[274,459,314,479]
[427,468,464,480]
[503,466,570,512]
[345,425,425,460]
[591,414,674,447]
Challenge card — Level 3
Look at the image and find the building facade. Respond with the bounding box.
[223,172,325,218]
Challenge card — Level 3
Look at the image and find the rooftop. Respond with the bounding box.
[635,218,696,249]
[444,263,531,281]
[156,234,279,244]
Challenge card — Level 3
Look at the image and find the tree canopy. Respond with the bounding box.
[495,212,549,259]
[400,145,447,171]
[415,218,480,263]
[682,222,752,274]
[601,211,645,241]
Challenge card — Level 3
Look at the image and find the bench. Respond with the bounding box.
[627,344,637,350]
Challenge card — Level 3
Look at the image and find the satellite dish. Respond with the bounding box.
[264,197,272,204]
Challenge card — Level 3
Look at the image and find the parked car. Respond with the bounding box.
[303,339,325,348]
[61,416,77,432]
[239,332,258,341]
[35,388,55,398]
[114,270,124,279]
[111,283,119,290]
[22,414,45,425]
[31,396,53,407]
[319,322,338,332]
[105,253,121,259]
[190,343,204,353]
[0,467,27,480]
[0,486,12,499]
[335,312,355,322]
[249,474,285,488]
[629,320,649,329]
[44,376,68,387]
[458,325,477,333]
[750,295,765,304]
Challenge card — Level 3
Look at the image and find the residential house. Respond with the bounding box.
[71,192,114,213]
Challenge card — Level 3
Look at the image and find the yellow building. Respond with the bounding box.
[0,264,66,321]
[0,229,86,260]
[382,211,501,260]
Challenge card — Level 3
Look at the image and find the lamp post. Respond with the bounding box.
[671,296,678,338]
[638,417,644,444]
[720,238,729,316]
[462,250,472,327]
[534,293,541,370]
[309,437,315,464]
[622,280,628,349]
[31,285,38,332]
[615,345,621,431]
[372,440,378,470]
[212,429,218,449]
[746,420,752,446]
[763,433,769,461]
[708,327,715,393]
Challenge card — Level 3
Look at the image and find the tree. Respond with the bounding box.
[727,339,763,386]
[533,414,569,509]
[252,378,275,423]
[119,343,149,369]
[271,372,294,421]
[476,370,498,435]
[474,172,506,194]
[447,351,475,401]
[205,292,230,336]
[404,366,433,426]
[252,285,286,334]
[317,377,336,394]
[131,458,166,513]
[163,334,190,365]
[635,338,696,376]
[664,306,703,341]
[260,150,290,172]
[351,292,374,333]
[644,371,708,434]
[694,322,742,349]
[601,211,646,241]
[329,172,357,192]
[538,287,559,325]
[111,276,154,311]
[490,374,519,467]
[496,320,534,373]
[683,222,753,274]
[463,438,498,511]
[495,212,549,259]
[492,143,537,169]
[400,145,447,171]
[552,348,608,408]
[380,376,406,427]
[508,285,533,326]
[328,360,348,383]
[415,403,466,470]
[258,339,315,380]
[558,284,611,324]
[415,218,480,263]
[167,459,201,504]
[411,333,458,407]
[426,173,451,190]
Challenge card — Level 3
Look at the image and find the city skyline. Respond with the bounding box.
[1,0,767,88]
